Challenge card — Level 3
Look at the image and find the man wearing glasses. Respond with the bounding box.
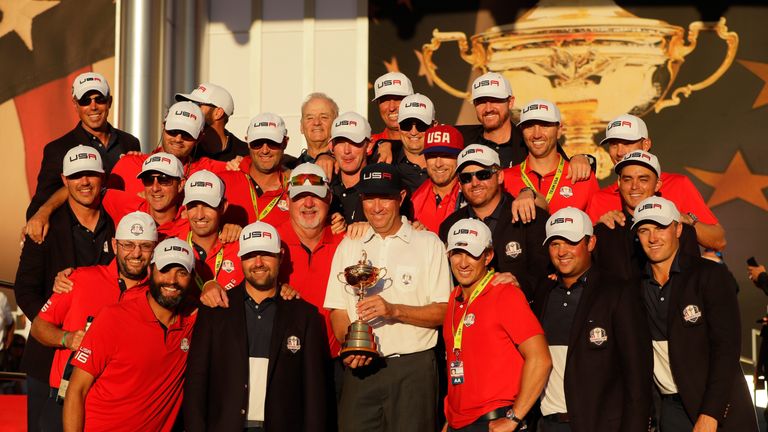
[30,211,157,431]
[439,145,549,299]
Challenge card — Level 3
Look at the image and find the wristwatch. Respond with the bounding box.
[506,408,522,424]
[687,212,699,226]
[518,186,535,197]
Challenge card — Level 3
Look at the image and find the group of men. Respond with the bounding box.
[10,67,754,432]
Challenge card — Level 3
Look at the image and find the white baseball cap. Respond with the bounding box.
[398,93,435,126]
[238,221,281,256]
[446,218,493,257]
[288,163,329,199]
[116,211,158,242]
[164,101,205,139]
[544,207,594,244]
[62,145,104,177]
[600,114,648,145]
[614,150,661,177]
[331,112,371,144]
[183,170,225,207]
[152,237,195,272]
[372,72,414,101]
[72,72,110,99]
[175,83,234,117]
[457,144,500,171]
[246,113,287,144]
[138,152,185,179]
[471,72,513,101]
[519,99,561,125]
[631,196,680,230]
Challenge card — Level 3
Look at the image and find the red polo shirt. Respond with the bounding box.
[107,152,227,197]
[103,189,189,240]
[37,260,148,388]
[179,230,244,291]
[411,179,462,234]
[503,157,599,213]
[219,157,290,227]
[443,276,543,429]
[276,221,344,357]
[72,294,197,432]
[584,172,719,225]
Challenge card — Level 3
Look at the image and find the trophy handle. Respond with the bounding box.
[421,29,486,99]
[337,272,348,285]
[377,267,387,282]
[655,18,739,112]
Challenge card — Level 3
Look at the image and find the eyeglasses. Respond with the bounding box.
[77,95,109,106]
[289,173,326,186]
[458,168,498,184]
[249,140,284,150]
[164,129,196,141]
[140,174,177,187]
[398,119,430,133]
[116,241,155,252]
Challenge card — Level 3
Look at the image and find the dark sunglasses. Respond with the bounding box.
[249,140,284,150]
[458,168,498,184]
[289,173,326,186]
[164,129,196,141]
[140,174,177,187]
[77,95,109,106]
[398,119,430,133]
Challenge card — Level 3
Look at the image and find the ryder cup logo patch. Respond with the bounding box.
[278,199,289,211]
[464,313,476,327]
[130,223,144,236]
[401,273,413,286]
[287,336,301,353]
[683,305,702,323]
[221,260,235,273]
[180,338,190,352]
[559,186,573,198]
[589,327,607,346]
[505,241,522,258]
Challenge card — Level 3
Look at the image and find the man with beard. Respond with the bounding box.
[184,221,328,431]
[14,146,115,431]
[31,211,157,431]
[63,237,197,432]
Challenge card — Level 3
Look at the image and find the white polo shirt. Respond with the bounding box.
[324,217,451,357]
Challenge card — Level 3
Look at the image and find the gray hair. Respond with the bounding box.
[301,92,339,119]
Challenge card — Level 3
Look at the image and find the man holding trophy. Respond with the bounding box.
[324,163,452,432]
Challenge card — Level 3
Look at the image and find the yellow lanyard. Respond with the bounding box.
[187,232,224,290]
[452,270,495,353]
[520,156,565,203]
[245,173,285,221]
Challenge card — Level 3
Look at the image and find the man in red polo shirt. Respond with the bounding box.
[63,237,197,432]
[103,152,190,239]
[411,125,465,234]
[443,218,551,431]
[219,112,291,228]
[504,99,599,218]
[181,170,243,291]
[31,211,157,431]
[585,114,725,250]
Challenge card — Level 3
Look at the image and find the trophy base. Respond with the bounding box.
[340,346,380,359]
[340,320,379,359]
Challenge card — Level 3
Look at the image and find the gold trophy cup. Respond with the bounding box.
[337,251,387,359]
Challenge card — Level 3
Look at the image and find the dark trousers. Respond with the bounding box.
[659,394,694,432]
[538,416,572,432]
[27,375,49,432]
[40,390,64,432]
[338,350,437,432]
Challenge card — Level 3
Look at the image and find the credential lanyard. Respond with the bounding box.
[245,173,284,221]
[187,232,224,290]
[452,270,495,354]
[520,156,565,203]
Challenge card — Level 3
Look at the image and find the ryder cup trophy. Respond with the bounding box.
[337,251,387,358]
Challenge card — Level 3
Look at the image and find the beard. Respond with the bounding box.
[117,257,148,281]
[149,278,186,309]
[244,268,277,292]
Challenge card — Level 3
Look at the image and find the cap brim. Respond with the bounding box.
[137,168,180,179]
[175,92,203,104]
[543,232,586,246]
[631,215,675,230]
[63,167,105,177]
[614,160,659,177]
[422,146,461,155]
[447,243,485,258]
[238,244,281,257]
[152,257,194,273]
[371,90,410,102]
[183,195,222,208]
[331,132,367,144]
[358,185,402,196]
[600,134,644,146]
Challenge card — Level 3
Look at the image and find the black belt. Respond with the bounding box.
[660,393,682,403]
[477,405,512,422]
[543,412,571,423]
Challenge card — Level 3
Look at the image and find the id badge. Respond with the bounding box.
[450,360,465,385]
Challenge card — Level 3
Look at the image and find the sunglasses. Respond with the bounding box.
[140,174,177,187]
[77,95,109,106]
[249,140,284,150]
[289,173,326,186]
[458,168,498,184]
[116,241,156,252]
[398,119,430,133]
[164,129,196,141]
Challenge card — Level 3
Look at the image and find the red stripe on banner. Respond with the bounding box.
[14,66,92,196]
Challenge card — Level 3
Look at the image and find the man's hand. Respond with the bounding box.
[279,283,301,300]
[692,414,718,432]
[65,329,86,351]
[491,272,519,287]
[489,418,519,432]
[53,268,75,294]
[411,220,426,231]
[124,150,143,157]
[330,212,347,234]
[200,281,229,308]
[346,222,370,240]
[512,189,537,224]
[343,354,373,369]
[749,265,766,282]
[219,224,242,244]
[566,154,592,183]
[375,141,393,164]
[24,210,52,244]
[314,153,337,179]
[356,295,398,322]
[226,156,244,171]
[598,210,624,229]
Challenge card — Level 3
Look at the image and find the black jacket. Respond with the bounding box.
[653,253,758,431]
[532,268,653,432]
[26,123,140,219]
[439,193,550,299]
[183,285,329,432]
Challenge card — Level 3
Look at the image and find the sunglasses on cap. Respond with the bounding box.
[140,174,177,187]
[289,173,326,186]
[249,140,284,150]
[398,119,430,133]
[164,129,196,141]
[77,95,109,106]
[458,168,499,185]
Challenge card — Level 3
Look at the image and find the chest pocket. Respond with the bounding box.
[393,266,418,293]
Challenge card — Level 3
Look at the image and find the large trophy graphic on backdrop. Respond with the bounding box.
[337,251,387,358]
[421,0,738,178]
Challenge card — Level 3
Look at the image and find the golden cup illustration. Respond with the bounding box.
[421,1,738,178]
[337,250,387,358]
